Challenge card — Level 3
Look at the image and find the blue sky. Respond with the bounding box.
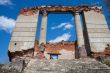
[0,0,110,64]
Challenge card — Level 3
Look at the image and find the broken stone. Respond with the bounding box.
[2,59,24,73]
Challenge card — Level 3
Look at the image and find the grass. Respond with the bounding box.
[103,60,110,67]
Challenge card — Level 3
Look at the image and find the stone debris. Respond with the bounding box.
[23,58,110,73]
[2,59,24,73]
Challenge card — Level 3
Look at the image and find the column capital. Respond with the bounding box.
[42,10,47,16]
[74,12,80,15]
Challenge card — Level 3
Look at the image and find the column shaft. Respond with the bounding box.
[75,12,85,48]
[39,11,47,44]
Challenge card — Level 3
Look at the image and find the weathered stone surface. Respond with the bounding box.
[9,11,39,53]
[87,28,109,33]
[84,11,107,25]
[16,14,37,22]
[14,28,36,32]
[21,6,102,16]
[9,42,34,52]
[86,24,108,29]
[16,18,38,22]
[34,41,76,59]
[83,10,110,52]
[2,59,24,73]
[15,23,37,28]
[90,43,107,52]
[88,33,110,38]
[74,12,85,48]
[12,32,36,37]
[11,37,35,42]
[89,38,110,43]
[39,11,47,44]
[23,58,110,73]
[79,46,87,58]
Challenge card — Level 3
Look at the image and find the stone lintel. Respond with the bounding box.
[20,6,102,16]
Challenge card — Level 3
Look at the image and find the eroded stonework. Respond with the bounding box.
[8,6,110,62]
[34,41,76,59]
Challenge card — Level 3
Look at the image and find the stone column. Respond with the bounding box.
[74,12,85,48]
[39,11,47,45]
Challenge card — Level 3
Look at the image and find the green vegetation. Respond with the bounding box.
[0,64,21,73]
[0,64,3,73]
[103,60,110,67]
[0,64,3,68]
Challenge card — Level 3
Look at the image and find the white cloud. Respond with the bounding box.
[64,23,73,30]
[51,23,66,30]
[49,33,71,43]
[0,0,12,5]
[51,22,73,30]
[0,16,15,33]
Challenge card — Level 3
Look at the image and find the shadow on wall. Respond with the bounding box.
[81,12,92,57]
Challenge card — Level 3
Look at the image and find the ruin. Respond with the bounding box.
[8,6,110,61]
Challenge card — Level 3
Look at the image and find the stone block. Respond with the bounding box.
[14,27,36,32]
[87,28,109,33]
[84,11,107,25]
[9,42,35,52]
[88,33,110,38]
[89,38,110,43]
[16,17,38,22]
[12,32,36,37]
[86,24,108,29]
[90,43,107,52]
[16,13,38,22]
[15,22,37,27]
[18,14,37,18]
[11,37,35,42]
